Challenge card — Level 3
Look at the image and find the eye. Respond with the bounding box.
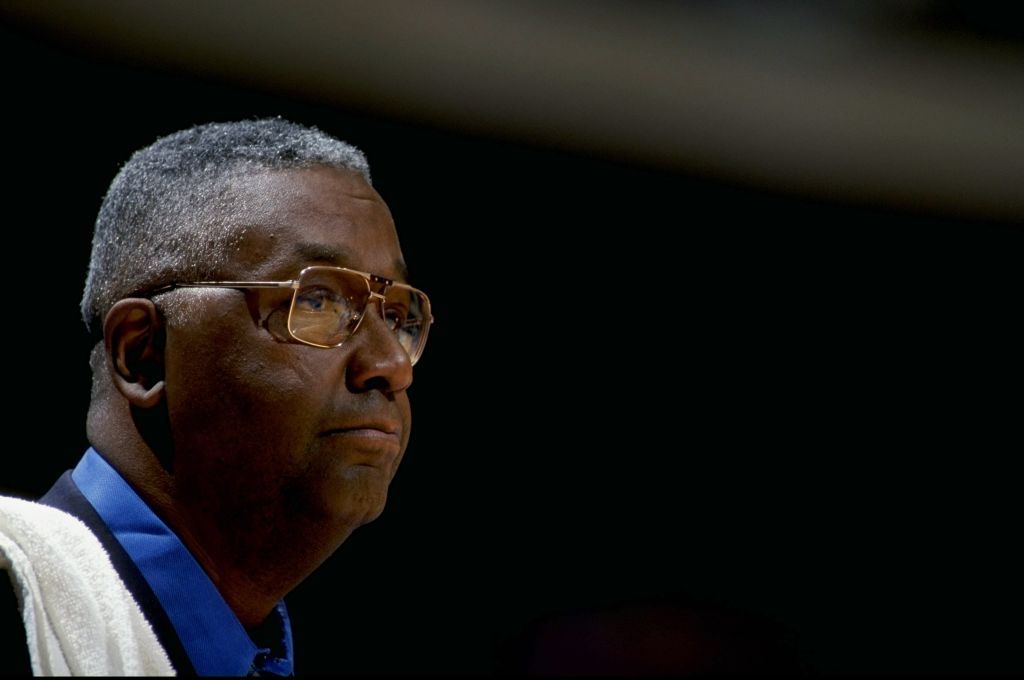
[294,286,360,328]
[383,306,407,331]
[296,286,343,314]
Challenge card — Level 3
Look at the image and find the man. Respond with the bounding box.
[0,118,431,675]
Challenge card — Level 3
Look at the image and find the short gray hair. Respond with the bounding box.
[81,117,372,334]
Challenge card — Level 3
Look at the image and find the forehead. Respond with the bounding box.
[218,166,407,281]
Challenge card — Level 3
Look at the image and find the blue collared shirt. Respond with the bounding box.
[72,448,294,676]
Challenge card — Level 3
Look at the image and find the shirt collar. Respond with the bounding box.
[73,448,294,676]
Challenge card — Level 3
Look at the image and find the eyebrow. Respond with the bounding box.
[291,242,410,282]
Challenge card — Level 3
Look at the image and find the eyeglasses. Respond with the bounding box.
[154,266,433,365]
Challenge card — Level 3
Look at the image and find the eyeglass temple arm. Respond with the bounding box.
[171,281,299,290]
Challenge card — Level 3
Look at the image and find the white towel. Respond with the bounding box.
[0,495,175,676]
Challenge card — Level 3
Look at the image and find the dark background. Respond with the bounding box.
[2,3,1022,676]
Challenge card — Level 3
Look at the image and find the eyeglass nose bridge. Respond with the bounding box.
[365,290,389,319]
[361,272,394,316]
[348,289,409,359]
[349,290,395,338]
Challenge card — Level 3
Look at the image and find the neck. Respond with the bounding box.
[89,399,297,629]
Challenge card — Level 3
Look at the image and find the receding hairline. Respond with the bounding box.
[194,166,410,283]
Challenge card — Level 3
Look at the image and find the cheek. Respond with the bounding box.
[164,315,332,472]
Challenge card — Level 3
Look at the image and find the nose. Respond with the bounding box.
[344,298,414,394]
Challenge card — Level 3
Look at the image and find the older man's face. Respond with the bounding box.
[160,166,414,570]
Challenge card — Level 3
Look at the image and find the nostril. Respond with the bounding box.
[361,375,392,394]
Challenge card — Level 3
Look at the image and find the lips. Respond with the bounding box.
[319,421,401,438]
[319,422,403,465]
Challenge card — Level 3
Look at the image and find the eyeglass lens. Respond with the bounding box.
[288,267,429,362]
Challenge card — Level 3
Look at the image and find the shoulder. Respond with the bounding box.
[0,495,175,676]
[0,494,115,587]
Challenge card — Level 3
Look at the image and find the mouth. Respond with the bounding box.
[319,424,403,465]
[324,428,399,441]
[317,419,401,450]
[319,423,401,440]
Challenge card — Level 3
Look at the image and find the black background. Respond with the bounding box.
[2,19,1022,676]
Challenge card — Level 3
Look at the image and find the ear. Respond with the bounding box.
[104,298,166,409]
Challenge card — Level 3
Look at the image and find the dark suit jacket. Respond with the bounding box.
[1,472,197,676]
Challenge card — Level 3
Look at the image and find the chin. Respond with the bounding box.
[359,502,387,526]
[355,486,390,523]
[323,481,390,529]
[280,470,389,543]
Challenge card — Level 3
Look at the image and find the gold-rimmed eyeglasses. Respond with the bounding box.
[153,265,433,365]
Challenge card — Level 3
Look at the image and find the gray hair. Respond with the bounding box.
[81,117,372,335]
